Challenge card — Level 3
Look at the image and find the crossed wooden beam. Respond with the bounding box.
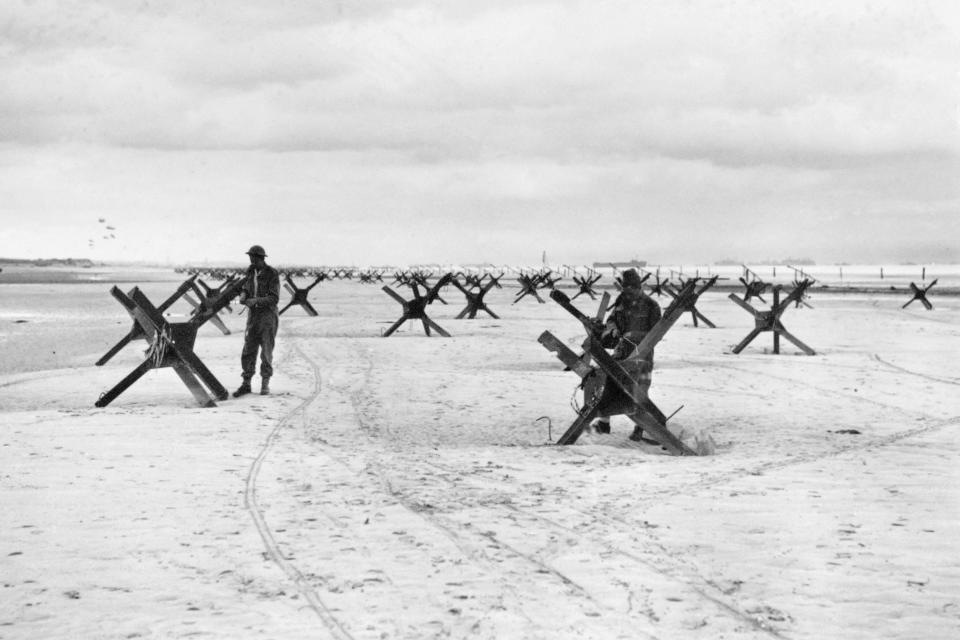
[381,274,453,337]
[96,275,198,366]
[739,276,770,304]
[450,277,500,319]
[902,280,937,310]
[279,274,325,316]
[538,282,706,455]
[728,280,816,355]
[183,276,238,335]
[513,273,545,304]
[563,291,611,372]
[644,270,669,297]
[95,276,247,408]
[662,276,719,327]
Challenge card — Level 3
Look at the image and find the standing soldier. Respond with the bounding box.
[234,245,280,397]
[593,268,662,441]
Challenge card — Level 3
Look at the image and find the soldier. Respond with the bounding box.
[593,268,662,441]
[233,245,280,397]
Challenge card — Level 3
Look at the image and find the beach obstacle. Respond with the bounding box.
[278,273,325,316]
[902,280,937,310]
[484,272,505,289]
[381,273,453,337]
[403,271,450,305]
[450,276,500,319]
[95,278,247,408]
[739,266,770,304]
[662,276,719,327]
[96,275,199,366]
[513,273,546,304]
[644,270,669,297]
[564,291,611,372]
[358,270,385,284]
[571,273,603,300]
[538,283,706,455]
[513,270,560,304]
[728,280,816,355]
[183,276,239,335]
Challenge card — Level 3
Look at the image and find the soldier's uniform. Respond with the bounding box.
[594,269,661,437]
[234,245,280,396]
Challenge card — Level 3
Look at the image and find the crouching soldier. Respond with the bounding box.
[593,268,661,440]
[234,245,280,397]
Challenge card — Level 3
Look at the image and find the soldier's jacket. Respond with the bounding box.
[241,264,281,320]
[601,286,662,363]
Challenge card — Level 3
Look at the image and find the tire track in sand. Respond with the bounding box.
[328,339,785,638]
[243,337,355,640]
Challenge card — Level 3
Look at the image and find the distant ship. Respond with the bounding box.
[592,259,647,269]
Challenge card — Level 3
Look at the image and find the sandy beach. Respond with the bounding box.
[2,270,959,639]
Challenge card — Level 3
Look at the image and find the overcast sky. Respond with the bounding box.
[1,0,958,267]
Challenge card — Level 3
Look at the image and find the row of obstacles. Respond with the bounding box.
[177,263,943,311]
[94,264,940,413]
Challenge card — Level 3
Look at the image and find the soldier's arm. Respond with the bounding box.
[262,270,281,308]
[648,298,662,329]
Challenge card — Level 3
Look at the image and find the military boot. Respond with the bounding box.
[260,378,271,396]
[233,381,252,398]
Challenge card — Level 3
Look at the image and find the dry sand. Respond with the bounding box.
[1,276,959,639]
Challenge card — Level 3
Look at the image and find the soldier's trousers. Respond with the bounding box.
[241,311,279,381]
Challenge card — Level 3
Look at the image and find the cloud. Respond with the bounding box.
[3,0,957,165]
[1,0,957,264]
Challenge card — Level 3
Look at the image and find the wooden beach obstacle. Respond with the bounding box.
[513,270,560,304]
[183,275,239,335]
[739,266,770,304]
[406,270,450,305]
[381,273,453,337]
[571,273,603,300]
[728,280,816,355]
[358,269,385,284]
[513,272,546,304]
[902,280,937,310]
[96,275,199,366]
[563,291,611,372]
[538,282,707,455]
[644,269,669,297]
[278,273,325,316]
[786,265,816,309]
[662,276,719,327]
[95,277,247,408]
[450,276,500,319]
